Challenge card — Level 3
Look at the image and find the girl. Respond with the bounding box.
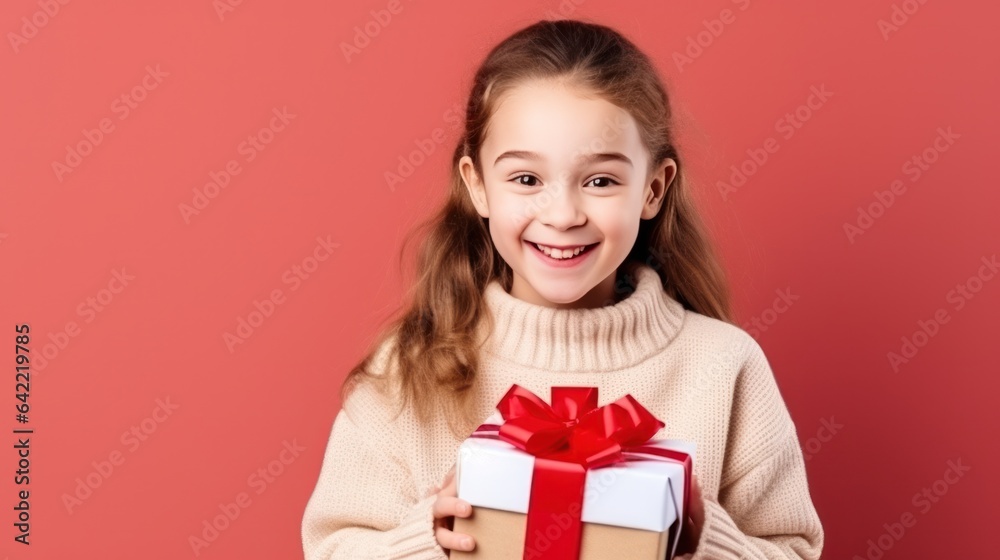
[302,18,824,560]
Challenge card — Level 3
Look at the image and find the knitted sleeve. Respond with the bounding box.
[688,336,825,560]
[301,353,449,560]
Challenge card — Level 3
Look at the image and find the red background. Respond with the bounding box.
[1,1,997,558]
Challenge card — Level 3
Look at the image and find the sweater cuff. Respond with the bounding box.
[689,497,747,560]
[385,493,449,560]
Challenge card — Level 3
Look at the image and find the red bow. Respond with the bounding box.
[470,384,691,560]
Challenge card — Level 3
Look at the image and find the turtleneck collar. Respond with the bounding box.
[480,263,687,372]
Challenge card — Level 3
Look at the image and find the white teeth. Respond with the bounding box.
[534,243,589,259]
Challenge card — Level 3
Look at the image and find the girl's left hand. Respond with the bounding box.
[674,472,705,557]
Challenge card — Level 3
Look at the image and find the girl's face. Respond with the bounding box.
[460,79,676,309]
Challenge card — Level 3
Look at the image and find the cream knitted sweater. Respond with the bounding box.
[301,263,825,559]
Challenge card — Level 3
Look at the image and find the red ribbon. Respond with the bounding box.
[468,384,692,560]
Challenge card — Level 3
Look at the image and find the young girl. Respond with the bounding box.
[302,18,824,560]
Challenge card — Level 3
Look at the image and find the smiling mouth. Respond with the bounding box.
[527,241,599,260]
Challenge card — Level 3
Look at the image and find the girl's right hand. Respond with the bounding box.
[432,464,476,555]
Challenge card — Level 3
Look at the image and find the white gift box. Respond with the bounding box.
[453,411,696,559]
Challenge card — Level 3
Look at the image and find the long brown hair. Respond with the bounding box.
[340,19,733,439]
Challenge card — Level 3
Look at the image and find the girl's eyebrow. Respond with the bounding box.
[493,150,633,168]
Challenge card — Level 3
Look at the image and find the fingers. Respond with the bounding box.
[433,494,475,552]
[433,495,471,520]
[435,525,476,553]
[432,463,477,552]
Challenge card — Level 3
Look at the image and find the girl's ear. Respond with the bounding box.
[641,158,677,220]
[460,156,490,218]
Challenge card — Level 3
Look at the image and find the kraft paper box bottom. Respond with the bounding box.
[450,505,676,560]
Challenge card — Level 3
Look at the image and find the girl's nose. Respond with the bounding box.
[535,182,585,230]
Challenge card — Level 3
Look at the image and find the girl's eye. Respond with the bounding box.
[512,174,539,187]
[587,176,619,188]
[510,175,619,188]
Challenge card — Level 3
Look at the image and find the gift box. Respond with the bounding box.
[451,384,695,560]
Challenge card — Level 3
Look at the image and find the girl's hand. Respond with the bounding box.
[431,464,476,555]
[675,472,706,556]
